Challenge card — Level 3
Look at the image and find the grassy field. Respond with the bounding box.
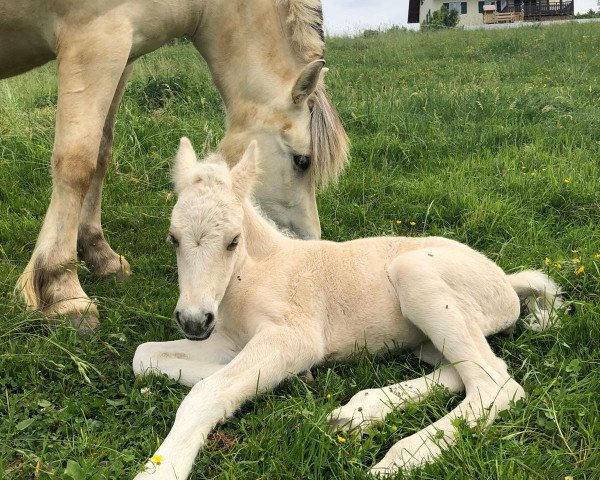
[1,23,599,480]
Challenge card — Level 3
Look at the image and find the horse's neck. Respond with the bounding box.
[241,199,284,259]
[192,0,299,116]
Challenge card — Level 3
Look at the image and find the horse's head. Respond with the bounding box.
[219,60,326,240]
[169,138,256,340]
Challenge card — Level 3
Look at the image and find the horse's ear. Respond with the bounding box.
[173,137,198,193]
[291,59,325,105]
[231,141,258,198]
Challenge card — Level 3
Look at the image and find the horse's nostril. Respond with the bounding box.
[205,312,215,326]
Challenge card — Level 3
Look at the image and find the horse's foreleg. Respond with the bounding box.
[134,326,322,480]
[77,63,133,280]
[15,30,132,332]
[133,333,239,386]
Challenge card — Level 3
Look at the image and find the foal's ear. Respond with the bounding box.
[291,59,325,105]
[231,141,258,198]
[173,137,198,193]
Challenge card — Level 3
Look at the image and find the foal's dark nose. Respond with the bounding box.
[174,308,215,340]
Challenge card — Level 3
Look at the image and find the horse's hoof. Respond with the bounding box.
[112,255,132,282]
[45,300,100,334]
[68,310,100,335]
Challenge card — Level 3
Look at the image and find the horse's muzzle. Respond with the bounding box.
[174,308,215,341]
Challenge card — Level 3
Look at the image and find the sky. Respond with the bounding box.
[322,0,598,34]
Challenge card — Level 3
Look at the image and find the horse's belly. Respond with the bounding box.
[323,292,424,361]
[0,33,54,79]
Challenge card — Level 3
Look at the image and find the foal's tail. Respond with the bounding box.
[508,270,564,332]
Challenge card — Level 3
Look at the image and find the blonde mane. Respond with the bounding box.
[278,0,350,187]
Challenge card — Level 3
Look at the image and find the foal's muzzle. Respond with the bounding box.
[174,308,215,341]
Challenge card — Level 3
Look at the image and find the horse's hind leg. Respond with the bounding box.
[15,27,132,332]
[328,341,466,432]
[328,354,464,431]
[77,64,133,280]
[370,252,524,476]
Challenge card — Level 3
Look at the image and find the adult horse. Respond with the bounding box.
[0,0,348,331]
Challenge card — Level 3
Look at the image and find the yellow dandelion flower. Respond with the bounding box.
[410,221,416,226]
[326,394,332,399]
[563,178,571,184]
[151,455,163,465]
[575,266,585,276]
[594,253,600,259]
[396,220,401,224]
[337,435,346,443]
[530,171,537,177]
[574,258,581,264]
[571,249,578,254]
[544,257,551,266]
[555,262,562,270]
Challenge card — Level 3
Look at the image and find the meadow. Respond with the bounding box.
[1,23,599,479]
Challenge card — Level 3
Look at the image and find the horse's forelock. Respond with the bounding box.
[310,86,349,188]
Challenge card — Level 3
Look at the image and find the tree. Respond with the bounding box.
[422,5,460,30]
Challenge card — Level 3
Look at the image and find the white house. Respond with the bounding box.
[408,0,575,26]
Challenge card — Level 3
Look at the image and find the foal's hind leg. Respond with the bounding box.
[370,252,524,476]
[77,64,133,280]
[15,26,132,332]
[328,342,465,431]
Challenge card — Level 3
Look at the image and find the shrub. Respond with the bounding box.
[422,6,460,30]
[363,29,380,38]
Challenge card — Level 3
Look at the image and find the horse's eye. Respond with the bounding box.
[227,235,239,251]
[293,154,311,172]
[167,233,179,247]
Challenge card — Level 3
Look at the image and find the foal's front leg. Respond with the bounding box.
[134,325,322,480]
[133,332,239,386]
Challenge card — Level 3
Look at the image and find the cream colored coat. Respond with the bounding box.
[2,0,348,330]
[133,140,563,479]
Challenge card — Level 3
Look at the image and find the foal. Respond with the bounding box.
[133,139,562,479]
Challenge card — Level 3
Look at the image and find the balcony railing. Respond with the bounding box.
[506,1,574,19]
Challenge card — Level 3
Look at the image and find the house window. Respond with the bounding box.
[443,2,468,14]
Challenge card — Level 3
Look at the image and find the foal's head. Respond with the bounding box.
[169,138,256,340]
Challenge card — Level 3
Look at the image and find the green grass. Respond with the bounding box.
[1,23,599,479]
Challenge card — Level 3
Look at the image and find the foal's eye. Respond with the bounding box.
[167,233,179,247]
[292,154,311,172]
[227,235,239,251]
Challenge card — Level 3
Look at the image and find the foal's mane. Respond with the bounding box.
[277,0,350,187]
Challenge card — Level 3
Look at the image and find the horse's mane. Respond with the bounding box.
[277,0,350,187]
